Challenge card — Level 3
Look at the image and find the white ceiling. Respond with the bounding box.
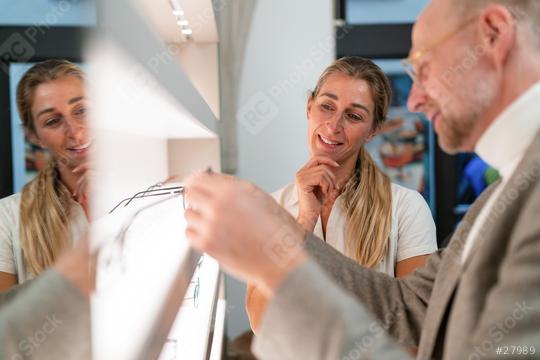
[132,0,218,43]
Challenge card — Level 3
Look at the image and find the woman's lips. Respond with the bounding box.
[67,141,92,154]
[318,134,343,150]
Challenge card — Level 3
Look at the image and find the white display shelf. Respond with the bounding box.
[87,0,224,359]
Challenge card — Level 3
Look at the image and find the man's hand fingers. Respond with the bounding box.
[184,209,215,254]
[185,227,205,252]
[184,184,213,215]
[185,171,238,195]
[184,207,204,228]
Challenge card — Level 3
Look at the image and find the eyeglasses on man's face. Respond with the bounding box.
[401,17,479,84]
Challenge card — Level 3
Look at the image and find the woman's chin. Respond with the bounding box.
[54,154,86,169]
[313,148,334,157]
[312,150,342,164]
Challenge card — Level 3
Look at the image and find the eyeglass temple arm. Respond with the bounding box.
[109,186,185,214]
[123,186,184,209]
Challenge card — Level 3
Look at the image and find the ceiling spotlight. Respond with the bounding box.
[169,0,185,17]
[176,20,189,26]
[181,29,193,35]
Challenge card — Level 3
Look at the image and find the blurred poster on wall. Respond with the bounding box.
[367,64,436,212]
[24,143,51,182]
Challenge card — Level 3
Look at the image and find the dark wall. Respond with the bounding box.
[336,23,413,59]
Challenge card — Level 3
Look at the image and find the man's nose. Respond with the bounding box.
[407,81,429,114]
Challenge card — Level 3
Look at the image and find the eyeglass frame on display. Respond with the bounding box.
[103,180,186,271]
[182,276,200,309]
[104,192,183,271]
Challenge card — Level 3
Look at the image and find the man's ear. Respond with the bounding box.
[479,5,516,69]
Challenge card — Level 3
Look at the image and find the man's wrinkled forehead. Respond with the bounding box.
[410,0,456,55]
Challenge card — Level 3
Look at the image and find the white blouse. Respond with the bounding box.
[272,182,437,277]
[0,193,88,283]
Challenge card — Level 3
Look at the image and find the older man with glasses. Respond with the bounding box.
[184,0,540,359]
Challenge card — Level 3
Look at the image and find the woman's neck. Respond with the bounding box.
[334,154,359,190]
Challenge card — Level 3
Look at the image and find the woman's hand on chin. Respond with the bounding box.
[295,155,340,232]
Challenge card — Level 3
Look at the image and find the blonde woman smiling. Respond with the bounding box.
[0,60,90,290]
[247,57,437,331]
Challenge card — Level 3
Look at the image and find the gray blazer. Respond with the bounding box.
[0,270,91,360]
[253,131,540,359]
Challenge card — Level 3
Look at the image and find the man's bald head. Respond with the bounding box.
[408,0,540,153]
[456,0,540,47]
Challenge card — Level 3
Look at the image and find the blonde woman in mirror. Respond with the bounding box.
[246,57,437,331]
[0,60,91,291]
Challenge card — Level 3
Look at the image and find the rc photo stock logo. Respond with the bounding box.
[238,91,279,136]
[0,33,36,74]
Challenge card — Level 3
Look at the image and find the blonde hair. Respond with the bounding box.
[17,59,85,275]
[311,57,392,268]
